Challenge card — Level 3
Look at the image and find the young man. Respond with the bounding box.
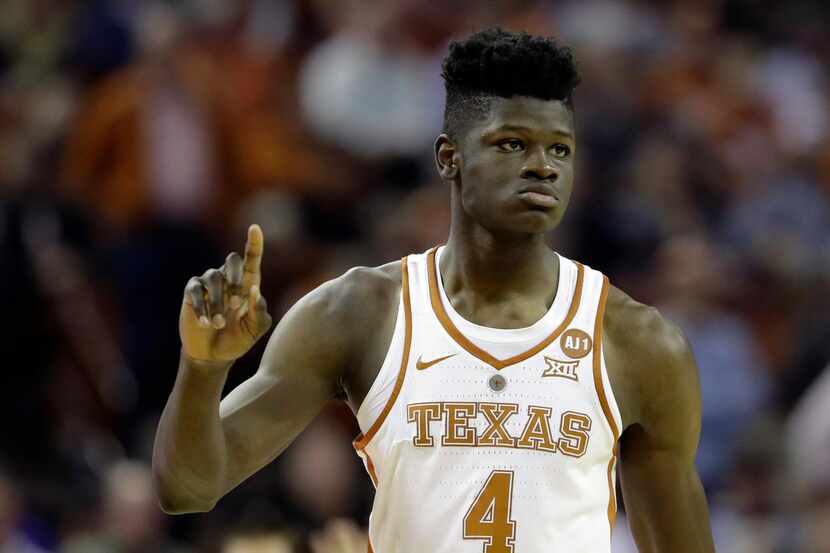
[154,28,716,552]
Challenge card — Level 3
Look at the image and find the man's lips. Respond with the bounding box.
[517,185,559,208]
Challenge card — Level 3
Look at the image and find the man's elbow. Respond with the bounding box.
[157,492,217,515]
[153,469,220,515]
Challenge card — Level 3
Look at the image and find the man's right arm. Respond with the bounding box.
[152,225,381,514]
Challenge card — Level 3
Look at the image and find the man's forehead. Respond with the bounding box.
[479,96,575,137]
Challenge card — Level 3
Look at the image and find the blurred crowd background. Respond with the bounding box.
[1,0,829,551]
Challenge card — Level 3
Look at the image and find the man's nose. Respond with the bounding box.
[520,147,558,180]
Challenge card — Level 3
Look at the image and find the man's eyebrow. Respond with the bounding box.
[484,124,575,139]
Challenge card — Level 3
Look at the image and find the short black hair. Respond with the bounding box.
[441,27,581,139]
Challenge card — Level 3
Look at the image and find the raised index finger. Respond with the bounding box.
[242,224,264,288]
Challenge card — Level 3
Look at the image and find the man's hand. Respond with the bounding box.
[180,224,273,363]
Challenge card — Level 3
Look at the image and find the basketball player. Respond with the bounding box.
[153,28,715,552]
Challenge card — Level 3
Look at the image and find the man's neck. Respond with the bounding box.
[440,222,560,322]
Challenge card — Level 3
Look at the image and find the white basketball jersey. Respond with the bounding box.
[354,246,622,553]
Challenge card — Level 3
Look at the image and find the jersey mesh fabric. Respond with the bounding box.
[354,248,622,553]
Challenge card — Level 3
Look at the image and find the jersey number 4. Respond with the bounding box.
[463,470,516,553]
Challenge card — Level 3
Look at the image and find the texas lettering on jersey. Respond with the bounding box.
[406,401,593,457]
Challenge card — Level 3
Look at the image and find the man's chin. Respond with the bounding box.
[511,209,563,234]
[485,218,562,237]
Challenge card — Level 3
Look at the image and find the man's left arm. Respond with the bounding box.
[614,309,715,553]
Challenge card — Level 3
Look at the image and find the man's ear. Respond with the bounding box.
[435,134,459,180]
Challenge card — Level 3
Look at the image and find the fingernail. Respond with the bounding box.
[230,295,242,309]
[237,303,249,319]
[212,314,226,328]
[199,316,210,328]
[236,303,248,321]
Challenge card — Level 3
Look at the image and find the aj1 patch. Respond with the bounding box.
[560,329,592,359]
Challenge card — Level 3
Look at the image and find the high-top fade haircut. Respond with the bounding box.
[441,27,581,140]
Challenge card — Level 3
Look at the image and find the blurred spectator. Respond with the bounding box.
[217,504,297,553]
[653,234,770,491]
[222,533,295,553]
[299,26,442,159]
[61,0,351,235]
[787,364,830,503]
[309,519,367,553]
[723,174,830,281]
[753,46,828,155]
[788,362,830,553]
[62,461,191,553]
[800,485,830,553]
[277,411,369,530]
[707,419,794,553]
[0,470,48,553]
[60,3,221,230]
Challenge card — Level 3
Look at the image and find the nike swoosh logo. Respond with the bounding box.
[416,354,457,370]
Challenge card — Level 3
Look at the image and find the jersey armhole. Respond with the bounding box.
[353,256,413,451]
[592,275,621,442]
[592,274,622,534]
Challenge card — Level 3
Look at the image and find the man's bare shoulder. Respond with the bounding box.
[603,285,698,430]
[287,259,403,352]
[321,260,403,323]
[604,285,687,355]
[260,259,403,381]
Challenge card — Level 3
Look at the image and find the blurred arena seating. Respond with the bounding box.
[1,1,829,551]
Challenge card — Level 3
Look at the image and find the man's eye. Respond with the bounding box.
[552,144,571,157]
[498,139,524,152]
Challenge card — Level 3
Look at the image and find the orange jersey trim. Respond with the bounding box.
[591,276,619,534]
[364,450,379,488]
[605,445,619,531]
[427,246,583,370]
[354,256,413,452]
